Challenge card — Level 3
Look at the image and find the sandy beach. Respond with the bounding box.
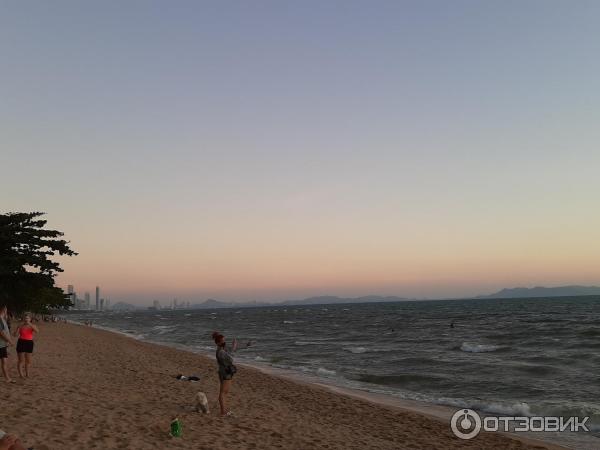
[0,323,560,450]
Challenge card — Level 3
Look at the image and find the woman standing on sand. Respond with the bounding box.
[212,331,252,417]
[13,313,38,378]
[0,306,15,383]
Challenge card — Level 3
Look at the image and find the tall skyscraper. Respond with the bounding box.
[84,292,90,310]
[100,298,104,310]
[67,285,75,309]
[95,286,100,310]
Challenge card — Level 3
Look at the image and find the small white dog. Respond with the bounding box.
[195,392,209,414]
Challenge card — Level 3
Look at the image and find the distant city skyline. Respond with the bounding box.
[60,282,600,307]
[65,284,109,310]
[3,2,600,303]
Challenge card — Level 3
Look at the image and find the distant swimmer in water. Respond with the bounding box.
[450,322,454,328]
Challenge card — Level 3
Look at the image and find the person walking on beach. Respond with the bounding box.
[13,313,38,378]
[212,331,253,417]
[0,306,15,383]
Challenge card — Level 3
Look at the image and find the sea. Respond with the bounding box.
[66,296,600,449]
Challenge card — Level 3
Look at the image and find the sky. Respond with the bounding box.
[1,1,599,304]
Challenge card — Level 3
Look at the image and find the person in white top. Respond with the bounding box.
[0,305,15,383]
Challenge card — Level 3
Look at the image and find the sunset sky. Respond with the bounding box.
[2,1,599,304]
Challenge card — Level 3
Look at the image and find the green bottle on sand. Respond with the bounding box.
[170,418,182,437]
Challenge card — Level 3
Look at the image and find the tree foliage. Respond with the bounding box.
[0,212,77,313]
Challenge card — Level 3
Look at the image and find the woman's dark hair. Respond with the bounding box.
[212,331,225,346]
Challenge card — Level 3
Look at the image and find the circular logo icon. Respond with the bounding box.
[451,409,482,440]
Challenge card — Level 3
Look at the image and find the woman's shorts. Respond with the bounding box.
[218,371,233,382]
[16,339,34,354]
[0,347,7,358]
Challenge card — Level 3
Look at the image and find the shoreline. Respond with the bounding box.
[76,319,587,450]
[0,322,567,449]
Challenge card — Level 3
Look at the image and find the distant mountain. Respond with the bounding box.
[282,295,408,305]
[190,299,234,309]
[111,301,139,311]
[481,285,600,299]
[188,295,410,309]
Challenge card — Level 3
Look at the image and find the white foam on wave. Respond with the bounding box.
[92,324,147,341]
[344,346,367,354]
[254,356,266,361]
[294,340,328,346]
[151,325,176,334]
[195,345,215,352]
[460,342,502,353]
[317,367,336,377]
[441,398,533,416]
[283,320,297,324]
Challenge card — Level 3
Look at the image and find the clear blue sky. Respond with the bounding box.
[2,1,599,303]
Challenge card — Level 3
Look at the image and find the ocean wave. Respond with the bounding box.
[283,320,297,324]
[441,398,533,416]
[343,346,367,354]
[92,324,147,341]
[151,325,176,334]
[578,328,600,337]
[194,345,215,351]
[569,341,600,349]
[354,373,443,387]
[294,340,328,346]
[397,356,438,365]
[460,343,503,353]
[316,367,336,376]
[513,364,558,376]
[520,355,561,365]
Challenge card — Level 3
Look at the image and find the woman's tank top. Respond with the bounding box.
[19,326,34,340]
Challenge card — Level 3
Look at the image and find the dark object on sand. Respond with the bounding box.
[175,374,201,381]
